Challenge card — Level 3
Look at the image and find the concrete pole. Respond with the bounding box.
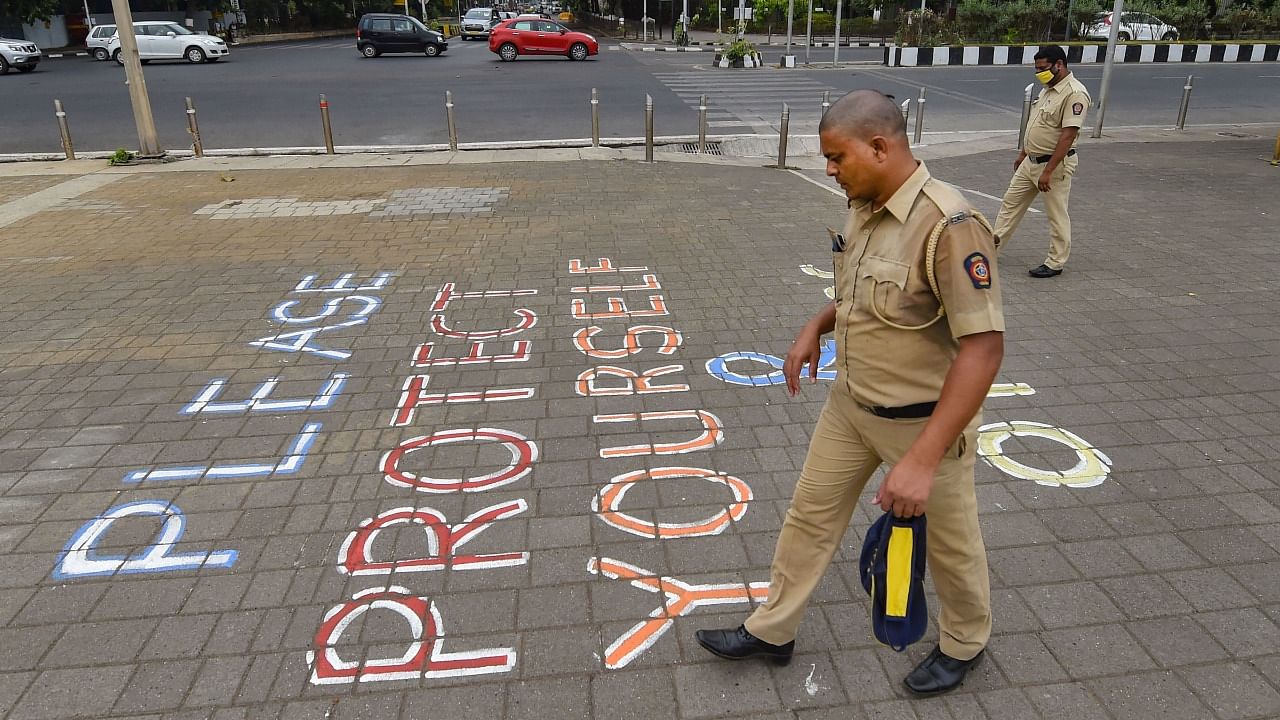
[109,0,162,157]
[804,0,812,63]
[737,0,746,38]
[782,0,794,65]
[1091,0,1124,138]
[832,0,842,67]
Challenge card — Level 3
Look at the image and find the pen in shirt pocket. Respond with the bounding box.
[827,227,846,253]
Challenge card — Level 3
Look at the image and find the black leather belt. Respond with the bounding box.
[861,401,937,419]
[1031,149,1076,164]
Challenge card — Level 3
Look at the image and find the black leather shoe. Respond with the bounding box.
[1029,264,1063,278]
[903,646,984,696]
[695,625,794,666]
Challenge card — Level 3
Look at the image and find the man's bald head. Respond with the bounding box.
[818,90,908,144]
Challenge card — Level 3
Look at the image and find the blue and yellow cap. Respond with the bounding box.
[859,511,929,651]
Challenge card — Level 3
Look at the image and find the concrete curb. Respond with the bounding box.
[619,43,709,52]
[1,124,1270,174]
[888,41,1280,67]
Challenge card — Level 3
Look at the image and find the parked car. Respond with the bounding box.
[356,13,448,57]
[86,24,116,61]
[108,22,229,64]
[489,18,597,61]
[460,7,503,40]
[0,36,40,74]
[1081,11,1178,41]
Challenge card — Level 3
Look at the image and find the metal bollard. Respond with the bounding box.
[319,94,335,154]
[900,98,911,124]
[1017,82,1034,150]
[912,87,926,144]
[53,99,75,161]
[821,90,831,117]
[1175,74,1194,131]
[184,97,204,158]
[698,94,708,153]
[446,90,458,152]
[644,94,654,163]
[777,103,790,168]
[591,88,601,147]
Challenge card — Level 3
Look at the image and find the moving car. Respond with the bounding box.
[86,24,117,61]
[460,7,503,40]
[356,13,448,57]
[1081,11,1178,41]
[0,36,40,74]
[488,18,598,61]
[108,21,229,64]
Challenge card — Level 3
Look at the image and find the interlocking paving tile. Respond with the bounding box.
[0,141,1277,718]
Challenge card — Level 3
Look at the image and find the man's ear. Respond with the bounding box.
[868,135,890,161]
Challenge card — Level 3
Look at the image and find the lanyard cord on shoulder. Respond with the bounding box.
[869,210,994,332]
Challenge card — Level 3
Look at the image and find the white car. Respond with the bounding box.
[0,36,40,74]
[85,23,116,61]
[107,21,229,64]
[1081,11,1178,41]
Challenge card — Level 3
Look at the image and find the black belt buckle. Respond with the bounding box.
[862,401,937,420]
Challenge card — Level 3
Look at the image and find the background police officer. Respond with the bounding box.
[695,90,1004,697]
[994,45,1091,278]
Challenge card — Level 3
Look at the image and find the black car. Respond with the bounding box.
[356,14,448,57]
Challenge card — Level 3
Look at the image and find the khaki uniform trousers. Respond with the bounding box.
[744,383,992,661]
[993,154,1078,271]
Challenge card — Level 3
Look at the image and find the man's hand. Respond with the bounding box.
[1013,153,1025,172]
[1037,170,1053,192]
[782,326,822,397]
[874,453,937,518]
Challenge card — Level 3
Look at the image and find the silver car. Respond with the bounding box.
[86,24,117,61]
[460,7,502,40]
[0,36,40,74]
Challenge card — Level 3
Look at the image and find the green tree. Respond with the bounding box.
[0,0,60,23]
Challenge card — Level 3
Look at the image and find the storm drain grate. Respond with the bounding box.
[675,142,724,155]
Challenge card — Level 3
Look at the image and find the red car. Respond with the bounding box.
[488,18,598,61]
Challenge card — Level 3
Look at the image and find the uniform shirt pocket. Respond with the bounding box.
[857,255,911,321]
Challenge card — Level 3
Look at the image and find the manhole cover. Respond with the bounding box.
[1217,131,1257,138]
[675,142,724,155]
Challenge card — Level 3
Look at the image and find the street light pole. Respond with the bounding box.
[1091,0,1124,138]
[804,0,811,63]
[782,0,794,66]
[737,0,746,38]
[108,0,162,157]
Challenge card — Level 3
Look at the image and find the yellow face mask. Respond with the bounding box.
[1035,68,1055,85]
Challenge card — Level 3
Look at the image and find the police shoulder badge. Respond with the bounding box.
[964,252,991,289]
[1072,102,1084,115]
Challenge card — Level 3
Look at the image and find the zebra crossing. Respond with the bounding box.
[652,71,836,133]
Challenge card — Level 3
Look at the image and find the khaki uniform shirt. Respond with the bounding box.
[833,163,1004,409]
[1023,72,1091,156]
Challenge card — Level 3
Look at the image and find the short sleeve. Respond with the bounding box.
[933,213,1005,339]
[1061,89,1090,129]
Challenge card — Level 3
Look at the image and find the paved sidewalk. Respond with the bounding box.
[0,136,1277,720]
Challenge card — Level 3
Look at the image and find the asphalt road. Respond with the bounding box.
[4,36,1280,154]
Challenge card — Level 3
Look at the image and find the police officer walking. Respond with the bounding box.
[994,45,1091,278]
[695,90,1004,697]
